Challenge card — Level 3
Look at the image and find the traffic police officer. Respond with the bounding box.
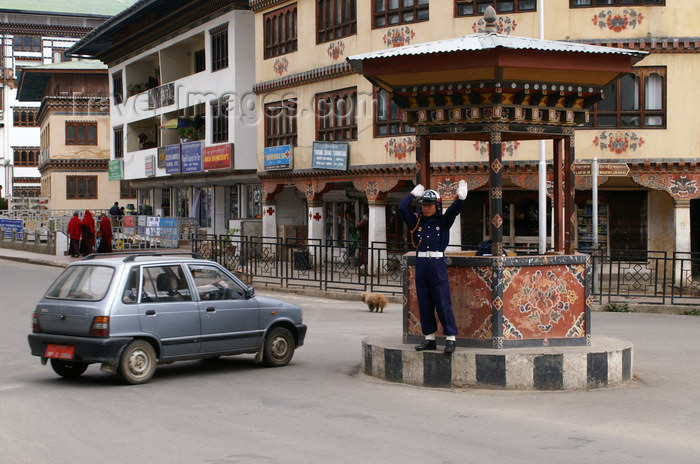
[398,180,468,354]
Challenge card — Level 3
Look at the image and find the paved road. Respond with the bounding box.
[1,261,699,463]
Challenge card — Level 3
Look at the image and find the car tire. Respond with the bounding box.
[118,340,157,385]
[50,359,88,378]
[263,327,295,367]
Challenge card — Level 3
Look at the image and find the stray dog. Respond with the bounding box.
[361,292,387,313]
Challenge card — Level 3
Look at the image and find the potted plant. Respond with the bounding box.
[223,228,240,255]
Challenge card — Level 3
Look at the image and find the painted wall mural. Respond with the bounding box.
[593,9,644,32]
[384,136,415,160]
[593,131,644,154]
[472,15,517,34]
[383,26,416,48]
[474,140,520,158]
[632,173,700,200]
[273,57,288,76]
[327,41,345,61]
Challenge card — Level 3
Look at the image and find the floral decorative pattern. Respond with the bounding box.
[383,26,415,48]
[472,16,517,35]
[593,9,644,32]
[474,141,520,158]
[273,57,288,76]
[327,41,345,61]
[593,131,644,154]
[384,137,415,160]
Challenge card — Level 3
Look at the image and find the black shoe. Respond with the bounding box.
[444,340,456,354]
[415,339,437,351]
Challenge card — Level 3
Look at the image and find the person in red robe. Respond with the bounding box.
[67,211,82,257]
[97,213,113,253]
[80,210,96,256]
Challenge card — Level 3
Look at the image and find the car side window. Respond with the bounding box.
[141,265,193,303]
[187,264,245,301]
[122,267,139,304]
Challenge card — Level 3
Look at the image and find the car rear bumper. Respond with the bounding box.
[28,334,133,364]
[295,324,307,347]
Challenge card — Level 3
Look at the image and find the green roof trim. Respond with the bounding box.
[0,0,139,17]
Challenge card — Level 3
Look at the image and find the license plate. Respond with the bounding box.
[45,344,74,360]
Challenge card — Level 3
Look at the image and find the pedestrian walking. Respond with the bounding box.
[80,210,96,256]
[97,213,113,253]
[67,211,82,258]
[397,180,468,354]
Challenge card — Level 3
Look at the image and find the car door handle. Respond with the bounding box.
[145,309,156,316]
[206,307,216,313]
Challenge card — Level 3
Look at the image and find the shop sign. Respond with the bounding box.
[108,159,123,181]
[203,143,233,170]
[312,141,348,171]
[181,141,203,173]
[145,155,155,177]
[157,147,167,169]
[165,144,181,174]
[0,218,23,239]
[264,145,293,170]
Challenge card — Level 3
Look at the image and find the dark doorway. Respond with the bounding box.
[606,190,647,255]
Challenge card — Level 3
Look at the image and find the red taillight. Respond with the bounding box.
[32,311,41,333]
[90,316,110,337]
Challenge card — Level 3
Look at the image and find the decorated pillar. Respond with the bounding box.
[489,128,504,256]
[307,199,324,253]
[564,131,576,254]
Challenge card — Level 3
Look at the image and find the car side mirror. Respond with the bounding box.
[244,286,254,299]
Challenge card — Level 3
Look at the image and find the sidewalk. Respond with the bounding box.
[0,244,692,312]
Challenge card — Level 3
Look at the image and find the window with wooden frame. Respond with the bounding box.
[67,176,98,200]
[114,126,124,158]
[456,0,536,16]
[317,0,357,43]
[265,99,298,147]
[13,34,41,51]
[210,24,229,72]
[264,4,298,59]
[66,121,98,145]
[315,88,357,141]
[570,0,663,7]
[584,67,666,129]
[13,108,38,127]
[113,72,124,105]
[373,0,429,28]
[13,148,39,167]
[374,88,415,137]
[120,180,137,199]
[212,96,229,144]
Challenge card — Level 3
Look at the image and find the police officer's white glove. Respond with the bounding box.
[411,184,425,198]
[457,180,468,200]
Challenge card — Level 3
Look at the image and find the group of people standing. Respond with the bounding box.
[67,209,114,257]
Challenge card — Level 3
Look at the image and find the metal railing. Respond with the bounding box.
[193,236,700,305]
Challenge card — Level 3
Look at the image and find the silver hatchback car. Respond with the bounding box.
[28,253,307,384]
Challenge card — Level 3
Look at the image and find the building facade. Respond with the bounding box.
[0,0,138,207]
[251,0,699,262]
[70,0,258,235]
[16,61,131,211]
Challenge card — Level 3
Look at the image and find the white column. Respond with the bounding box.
[307,201,324,264]
[674,199,691,286]
[444,199,462,252]
[368,200,387,275]
[262,200,277,238]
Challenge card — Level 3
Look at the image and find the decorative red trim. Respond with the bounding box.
[253,62,356,94]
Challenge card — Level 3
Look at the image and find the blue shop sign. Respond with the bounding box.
[312,141,348,171]
[165,144,181,174]
[181,141,203,173]
[0,218,23,239]
[264,145,293,170]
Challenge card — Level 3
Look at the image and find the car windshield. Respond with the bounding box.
[45,265,115,301]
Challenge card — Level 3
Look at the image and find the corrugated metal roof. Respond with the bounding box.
[23,59,107,71]
[347,32,647,64]
[0,0,138,17]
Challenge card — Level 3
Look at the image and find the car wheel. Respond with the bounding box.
[263,327,295,367]
[50,359,88,378]
[118,340,157,385]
